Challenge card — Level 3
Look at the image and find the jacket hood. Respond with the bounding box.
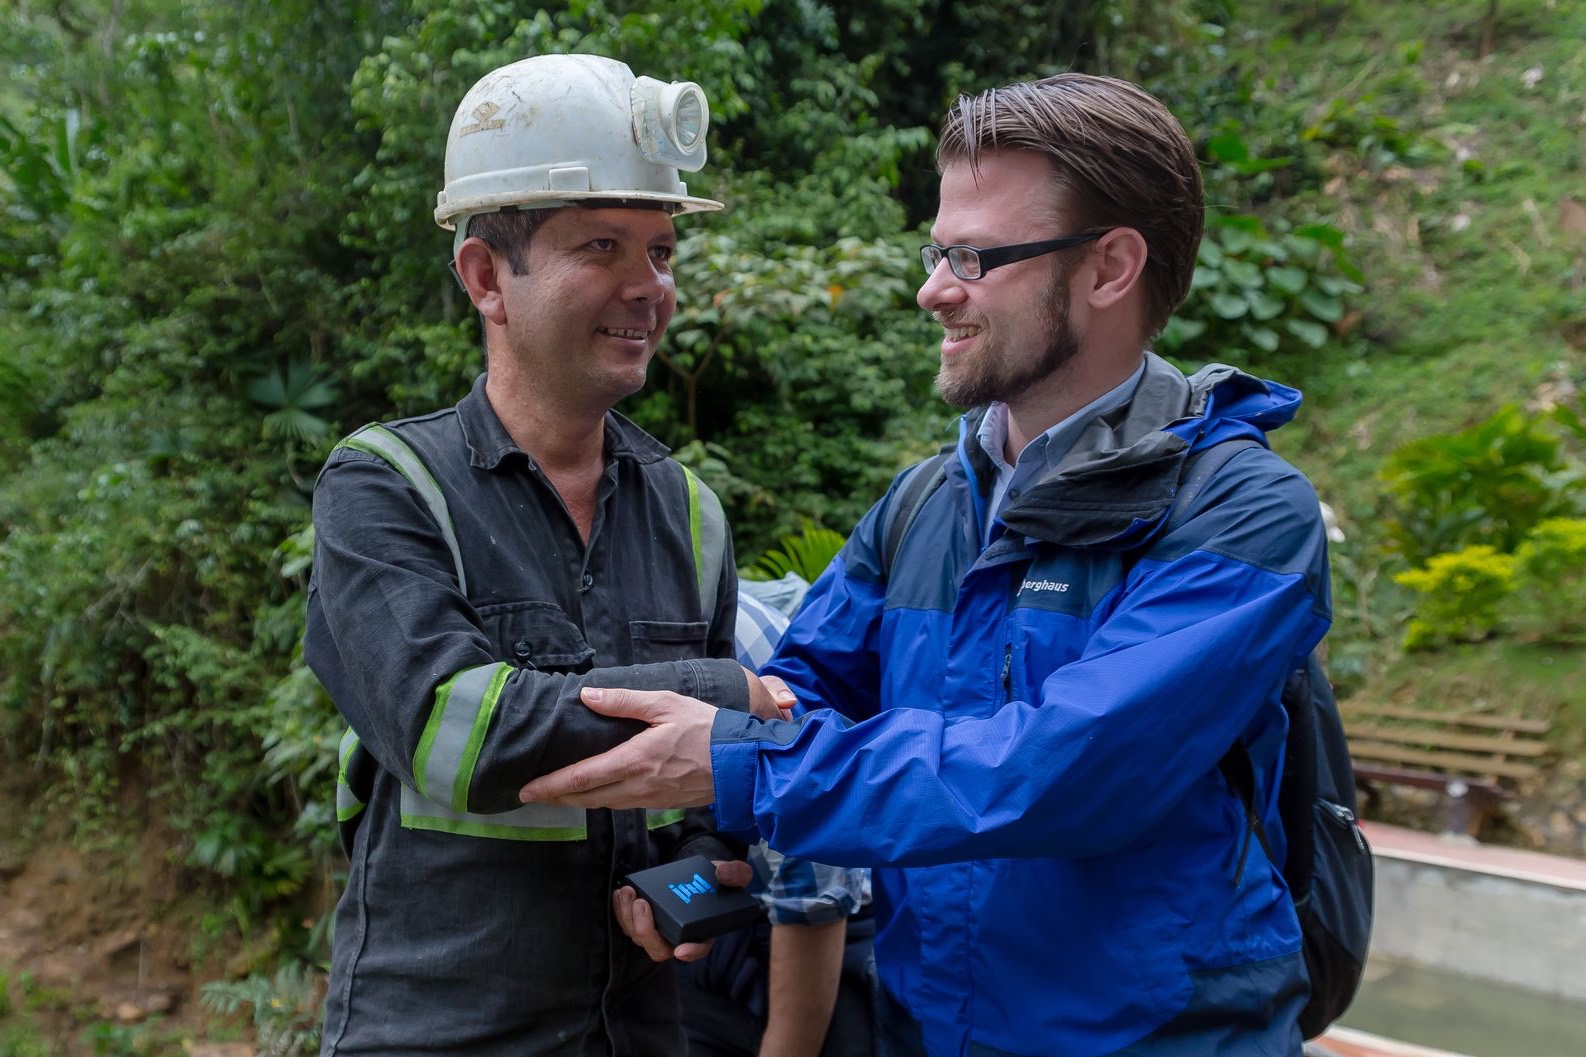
[983,352,1302,549]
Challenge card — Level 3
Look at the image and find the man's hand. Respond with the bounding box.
[746,666,797,721]
[517,687,718,808]
[613,858,754,962]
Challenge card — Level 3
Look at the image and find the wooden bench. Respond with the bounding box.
[1343,704,1552,838]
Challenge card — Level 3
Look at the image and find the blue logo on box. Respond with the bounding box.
[667,872,715,905]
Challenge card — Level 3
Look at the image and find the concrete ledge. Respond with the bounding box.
[1364,822,1586,1001]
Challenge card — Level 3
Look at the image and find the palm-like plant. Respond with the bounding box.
[745,520,846,582]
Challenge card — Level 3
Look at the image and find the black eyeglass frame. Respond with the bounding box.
[920,233,1102,280]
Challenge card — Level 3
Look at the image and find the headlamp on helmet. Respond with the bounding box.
[632,77,710,171]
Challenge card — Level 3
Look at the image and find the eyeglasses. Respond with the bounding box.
[920,234,1101,280]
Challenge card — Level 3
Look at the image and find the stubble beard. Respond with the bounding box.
[935,268,1081,410]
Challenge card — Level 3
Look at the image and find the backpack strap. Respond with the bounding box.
[1140,436,1277,882]
[881,448,953,578]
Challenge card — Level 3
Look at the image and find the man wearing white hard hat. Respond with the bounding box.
[305,54,787,1056]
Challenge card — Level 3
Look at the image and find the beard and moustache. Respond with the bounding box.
[934,262,1080,410]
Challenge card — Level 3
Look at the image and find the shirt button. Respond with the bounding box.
[581,572,594,592]
[512,640,533,660]
[1009,487,1021,499]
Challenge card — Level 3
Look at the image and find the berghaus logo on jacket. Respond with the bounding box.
[668,872,714,904]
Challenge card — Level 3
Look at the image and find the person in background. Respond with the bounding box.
[677,579,875,1057]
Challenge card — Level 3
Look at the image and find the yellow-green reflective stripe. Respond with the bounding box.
[401,816,585,841]
[338,425,467,595]
[684,467,705,605]
[682,467,726,617]
[399,785,587,841]
[413,663,509,811]
[338,728,360,777]
[647,809,686,829]
[336,728,365,823]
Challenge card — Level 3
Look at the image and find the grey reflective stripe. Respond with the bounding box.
[683,466,726,617]
[647,809,686,829]
[400,785,588,841]
[336,728,365,823]
[337,425,468,596]
[413,663,511,812]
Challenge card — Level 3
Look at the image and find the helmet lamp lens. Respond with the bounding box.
[673,90,704,150]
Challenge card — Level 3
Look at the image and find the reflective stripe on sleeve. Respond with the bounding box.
[399,786,588,841]
[336,728,366,823]
[338,425,468,596]
[412,663,511,812]
[646,809,686,830]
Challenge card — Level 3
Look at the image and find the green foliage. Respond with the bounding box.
[1508,518,1586,645]
[637,223,943,542]
[1393,545,1516,650]
[1380,404,1575,566]
[188,812,316,931]
[1301,88,1445,172]
[1396,516,1586,653]
[79,1019,180,1057]
[248,362,341,447]
[0,1027,52,1057]
[1160,214,1363,363]
[201,961,323,1057]
[744,521,847,583]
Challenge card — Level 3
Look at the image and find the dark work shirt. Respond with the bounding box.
[306,375,748,1057]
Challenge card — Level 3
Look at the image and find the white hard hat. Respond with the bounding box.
[435,54,723,231]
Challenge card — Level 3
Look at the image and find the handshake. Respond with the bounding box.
[745,665,797,721]
[517,666,798,964]
[516,664,799,812]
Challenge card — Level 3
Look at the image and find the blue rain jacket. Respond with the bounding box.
[710,354,1331,1057]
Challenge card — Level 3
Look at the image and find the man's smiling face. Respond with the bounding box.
[916,150,1088,409]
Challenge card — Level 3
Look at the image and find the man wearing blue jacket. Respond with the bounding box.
[522,73,1331,1057]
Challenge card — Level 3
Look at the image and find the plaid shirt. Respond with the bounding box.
[736,580,870,926]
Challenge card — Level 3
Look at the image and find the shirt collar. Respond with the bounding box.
[457,373,671,471]
[976,358,1148,476]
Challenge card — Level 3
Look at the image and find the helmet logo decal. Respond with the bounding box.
[461,102,505,137]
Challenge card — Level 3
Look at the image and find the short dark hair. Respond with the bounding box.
[936,74,1203,338]
[463,208,555,275]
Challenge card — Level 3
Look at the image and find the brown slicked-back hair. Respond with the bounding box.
[937,74,1203,338]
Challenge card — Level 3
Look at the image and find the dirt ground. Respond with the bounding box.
[0,807,255,1056]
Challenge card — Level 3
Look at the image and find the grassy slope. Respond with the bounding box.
[1236,0,1586,738]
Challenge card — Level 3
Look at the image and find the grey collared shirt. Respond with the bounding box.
[976,359,1147,545]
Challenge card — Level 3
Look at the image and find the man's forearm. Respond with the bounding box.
[758,919,847,1057]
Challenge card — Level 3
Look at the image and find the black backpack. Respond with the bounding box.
[881,439,1373,1040]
